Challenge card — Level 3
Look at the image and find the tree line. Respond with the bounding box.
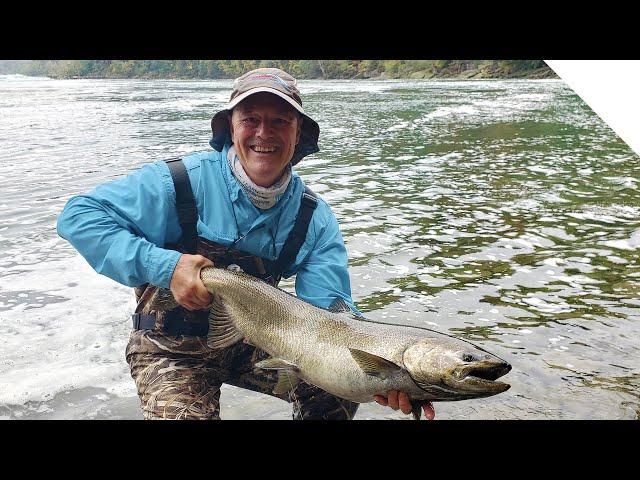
[4,60,554,79]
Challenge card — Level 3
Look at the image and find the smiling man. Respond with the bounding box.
[230,92,301,187]
[57,67,434,420]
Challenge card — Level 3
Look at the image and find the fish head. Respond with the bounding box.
[402,338,512,400]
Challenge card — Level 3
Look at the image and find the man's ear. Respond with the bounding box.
[228,113,234,140]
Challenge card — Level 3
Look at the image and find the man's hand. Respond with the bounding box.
[169,254,214,311]
[374,390,435,420]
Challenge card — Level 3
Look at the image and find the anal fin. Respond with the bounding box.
[273,371,300,395]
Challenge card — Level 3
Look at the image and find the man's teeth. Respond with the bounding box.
[251,145,277,153]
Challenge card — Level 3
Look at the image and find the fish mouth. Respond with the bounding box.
[449,361,512,394]
[408,361,512,401]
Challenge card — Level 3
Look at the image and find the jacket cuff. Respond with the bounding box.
[146,247,182,289]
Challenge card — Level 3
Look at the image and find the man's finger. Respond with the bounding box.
[422,402,436,420]
[176,289,201,309]
[177,293,202,311]
[398,392,412,415]
[197,256,215,268]
[374,395,388,406]
[180,300,198,311]
[195,259,214,307]
[193,284,213,307]
[387,390,399,410]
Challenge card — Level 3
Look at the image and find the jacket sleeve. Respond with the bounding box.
[56,162,183,289]
[293,205,362,315]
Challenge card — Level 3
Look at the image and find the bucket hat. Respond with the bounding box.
[209,68,320,166]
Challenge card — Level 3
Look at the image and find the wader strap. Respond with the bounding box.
[132,313,157,330]
[165,158,198,254]
[132,312,208,336]
[273,186,318,276]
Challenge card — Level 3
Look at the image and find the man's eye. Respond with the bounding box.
[242,118,258,125]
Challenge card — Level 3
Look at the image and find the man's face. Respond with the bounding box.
[229,92,302,187]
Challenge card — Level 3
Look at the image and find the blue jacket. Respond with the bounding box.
[57,144,357,312]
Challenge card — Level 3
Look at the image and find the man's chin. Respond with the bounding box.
[244,164,289,187]
[247,153,281,162]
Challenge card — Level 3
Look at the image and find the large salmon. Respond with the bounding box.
[198,267,511,418]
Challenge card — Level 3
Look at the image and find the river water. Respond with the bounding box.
[0,75,638,420]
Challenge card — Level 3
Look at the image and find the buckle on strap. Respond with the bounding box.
[301,191,317,208]
[131,313,157,330]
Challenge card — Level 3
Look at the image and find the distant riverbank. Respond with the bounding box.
[0,60,557,80]
[373,66,555,80]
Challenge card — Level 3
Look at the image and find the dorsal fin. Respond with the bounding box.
[328,297,352,313]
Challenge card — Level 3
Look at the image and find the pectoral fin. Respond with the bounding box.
[254,358,300,395]
[348,348,403,379]
[206,296,244,349]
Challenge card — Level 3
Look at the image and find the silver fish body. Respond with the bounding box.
[200,267,511,404]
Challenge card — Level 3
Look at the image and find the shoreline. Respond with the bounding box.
[4,72,558,81]
[0,61,558,81]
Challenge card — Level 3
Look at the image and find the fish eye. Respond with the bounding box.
[462,353,476,362]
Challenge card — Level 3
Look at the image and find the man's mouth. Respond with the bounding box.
[250,145,278,153]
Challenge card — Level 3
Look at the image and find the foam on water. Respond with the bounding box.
[601,229,640,251]
[0,253,135,405]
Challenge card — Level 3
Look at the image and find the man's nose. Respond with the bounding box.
[255,120,274,137]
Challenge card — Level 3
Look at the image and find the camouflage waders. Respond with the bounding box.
[125,238,359,420]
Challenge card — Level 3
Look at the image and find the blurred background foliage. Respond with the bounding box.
[0,60,554,79]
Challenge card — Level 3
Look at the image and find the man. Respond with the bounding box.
[57,67,435,420]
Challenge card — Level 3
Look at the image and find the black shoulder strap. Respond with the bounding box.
[165,158,198,254]
[273,186,319,276]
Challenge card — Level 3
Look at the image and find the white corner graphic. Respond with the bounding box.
[545,60,640,158]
